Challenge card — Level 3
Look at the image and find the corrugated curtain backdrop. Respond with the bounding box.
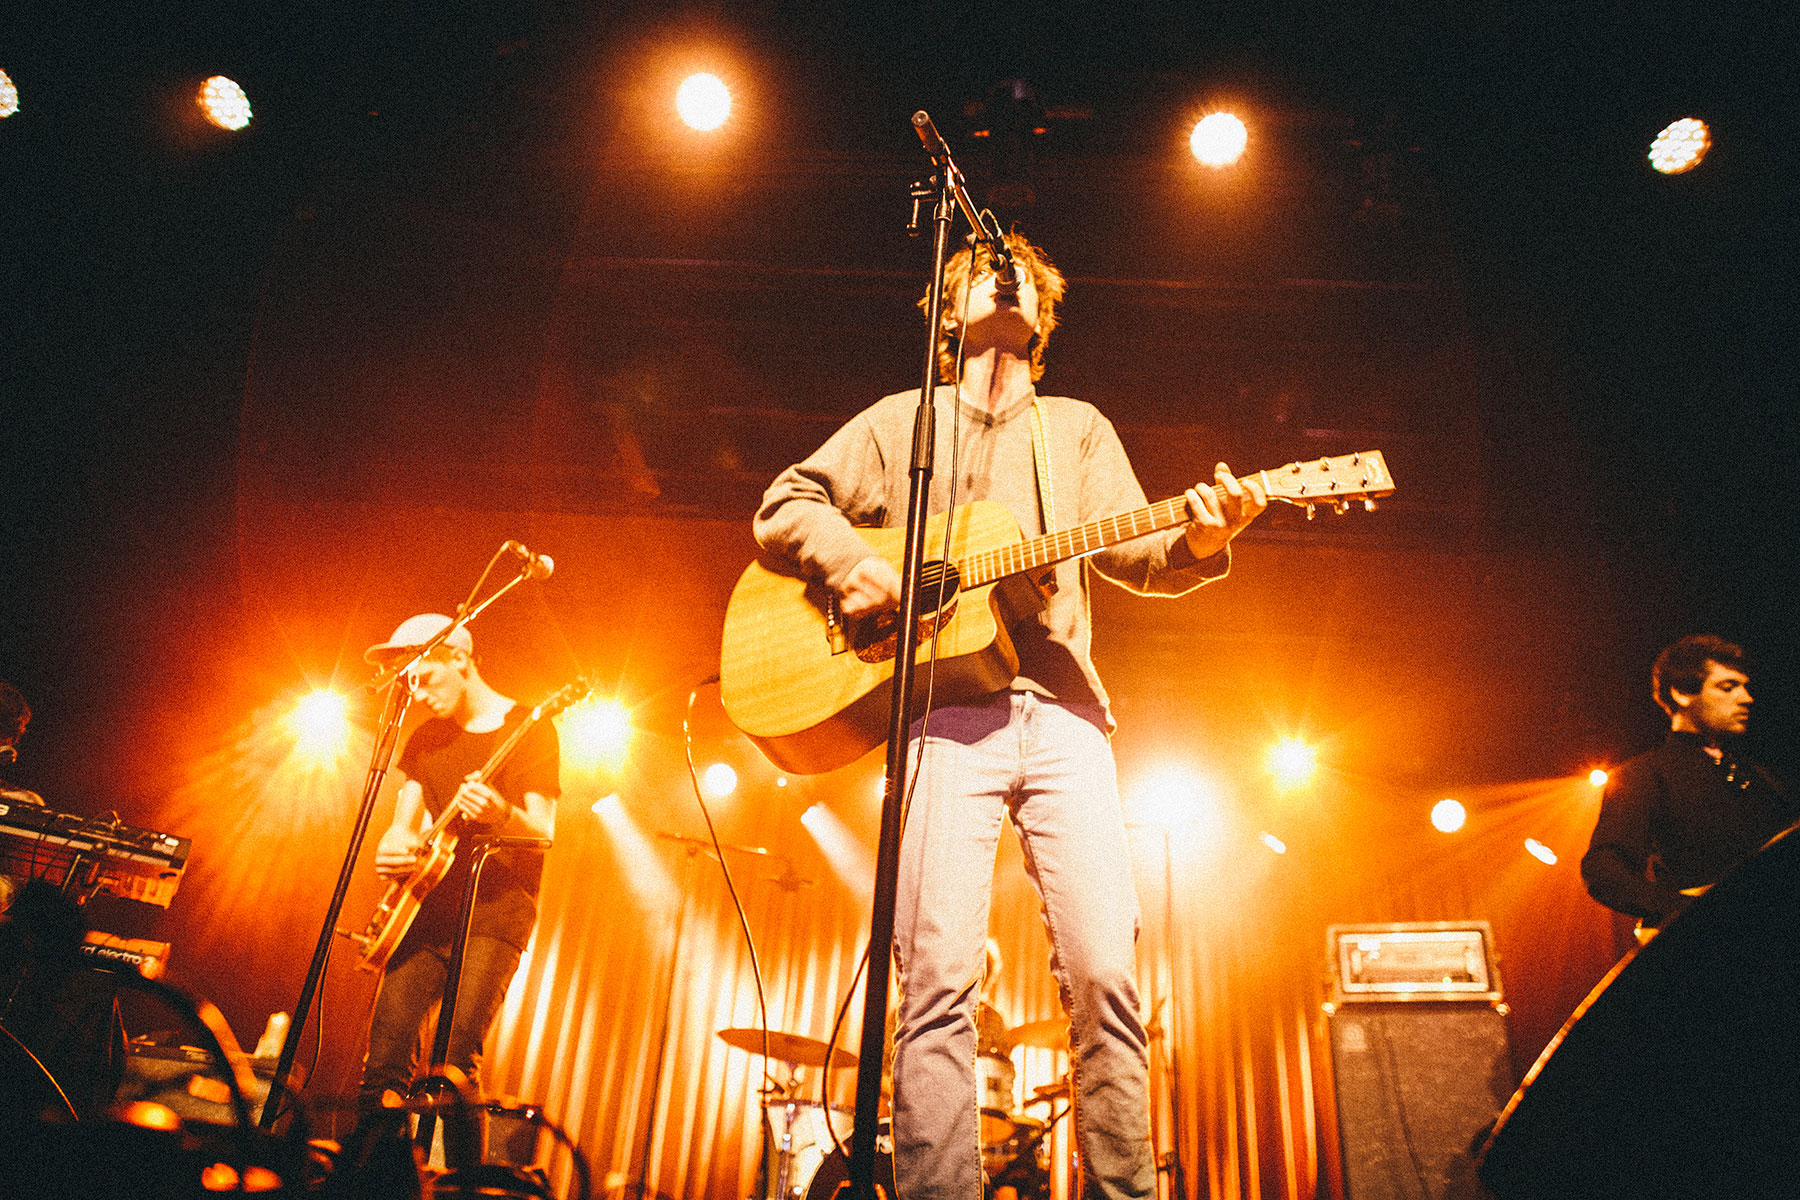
[484,766,1615,1200]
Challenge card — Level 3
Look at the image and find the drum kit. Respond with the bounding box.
[718,1007,1074,1200]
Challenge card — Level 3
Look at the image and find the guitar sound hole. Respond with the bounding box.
[848,561,962,662]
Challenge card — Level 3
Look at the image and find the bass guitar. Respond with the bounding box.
[720,452,1394,775]
[349,677,591,973]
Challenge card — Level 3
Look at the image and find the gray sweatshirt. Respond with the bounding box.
[753,385,1227,724]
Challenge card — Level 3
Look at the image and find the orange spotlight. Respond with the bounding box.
[1130,766,1216,831]
[0,70,19,119]
[676,72,731,131]
[1268,738,1316,789]
[702,761,738,798]
[801,803,873,891]
[1430,799,1466,833]
[1588,768,1609,788]
[559,698,631,772]
[288,689,350,762]
[589,793,678,910]
[197,75,252,131]
[1648,117,1709,175]
[1524,838,1558,865]
[1189,112,1247,167]
[1259,831,1287,855]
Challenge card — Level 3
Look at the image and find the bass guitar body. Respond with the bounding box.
[720,501,1029,775]
[354,827,461,974]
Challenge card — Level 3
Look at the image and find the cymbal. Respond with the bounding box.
[716,1028,858,1069]
[1006,1018,1069,1050]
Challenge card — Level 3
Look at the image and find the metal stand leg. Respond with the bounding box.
[413,835,548,1161]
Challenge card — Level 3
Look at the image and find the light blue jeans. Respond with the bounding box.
[891,690,1153,1200]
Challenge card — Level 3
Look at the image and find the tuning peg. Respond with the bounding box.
[1305,504,1317,521]
[1332,501,1348,515]
[1363,499,1378,512]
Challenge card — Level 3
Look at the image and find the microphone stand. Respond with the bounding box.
[840,110,1007,1200]
[257,554,544,1133]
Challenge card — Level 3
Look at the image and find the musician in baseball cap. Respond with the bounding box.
[354,614,559,1154]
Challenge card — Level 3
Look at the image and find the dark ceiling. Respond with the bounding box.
[3,2,1796,801]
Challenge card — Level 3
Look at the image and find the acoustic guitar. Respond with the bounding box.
[349,677,591,973]
[720,452,1395,775]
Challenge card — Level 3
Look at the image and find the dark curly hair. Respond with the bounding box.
[920,231,1067,384]
[1651,635,1748,716]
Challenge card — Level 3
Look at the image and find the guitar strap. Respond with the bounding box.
[1029,396,1056,534]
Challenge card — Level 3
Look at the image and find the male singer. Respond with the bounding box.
[755,232,1265,1199]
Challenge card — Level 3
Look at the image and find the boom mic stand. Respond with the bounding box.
[839,110,1014,1200]
[258,550,546,1134]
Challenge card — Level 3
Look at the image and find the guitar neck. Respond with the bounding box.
[959,491,1204,588]
[416,705,543,843]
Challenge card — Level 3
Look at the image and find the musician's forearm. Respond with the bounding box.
[474,791,554,843]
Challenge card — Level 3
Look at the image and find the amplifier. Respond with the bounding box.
[1327,922,1502,1004]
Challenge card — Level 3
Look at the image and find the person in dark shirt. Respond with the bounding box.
[357,614,559,1119]
[1582,635,1793,934]
[0,680,45,809]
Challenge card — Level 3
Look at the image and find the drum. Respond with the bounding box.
[762,1100,852,1200]
[983,1114,1052,1200]
[803,1120,895,1200]
[975,1052,1016,1144]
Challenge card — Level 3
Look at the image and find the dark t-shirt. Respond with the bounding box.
[1581,732,1794,920]
[395,705,560,952]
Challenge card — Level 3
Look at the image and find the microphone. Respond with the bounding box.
[502,540,555,580]
[979,210,1019,296]
[911,110,1017,293]
[911,109,950,164]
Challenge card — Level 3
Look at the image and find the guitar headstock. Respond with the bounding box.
[1253,450,1395,517]
[535,675,599,722]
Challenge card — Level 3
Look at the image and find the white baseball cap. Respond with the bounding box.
[364,613,474,665]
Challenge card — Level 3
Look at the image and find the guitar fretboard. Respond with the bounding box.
[958,492,1207,588]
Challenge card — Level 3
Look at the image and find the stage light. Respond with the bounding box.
[1132,764,1224,833]
[1189,112,1247,167]
[676,73,731,131]
[1268,738,1316,789]
[1259,831,1287,855]
[589,793,677,910]
[1589,768,1609,788]
[775,776,788,788]
[289,689,350,761]
[0,70,19,119]
[197,75,252,131]
[802,803,874,892]
[1648,117,1709,175]
[202,1162,280,1192]
[559,698,631,772]
[702,761,737,798]
[1430,799,1466,833]
[1524,838,1557,865]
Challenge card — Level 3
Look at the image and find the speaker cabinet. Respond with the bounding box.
[1477,826,1800,1200]
[1327,1003,1513,1200]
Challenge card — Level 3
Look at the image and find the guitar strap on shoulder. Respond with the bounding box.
[1029,396,1056,534]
